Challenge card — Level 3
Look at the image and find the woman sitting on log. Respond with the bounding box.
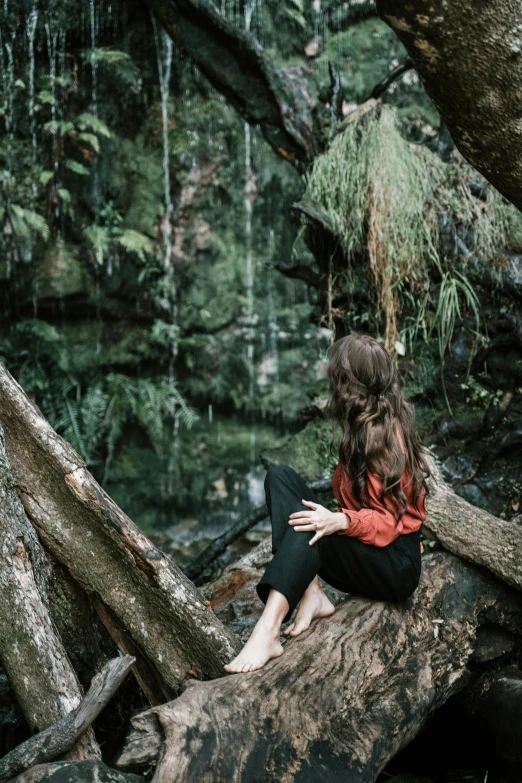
[224,332,431,674]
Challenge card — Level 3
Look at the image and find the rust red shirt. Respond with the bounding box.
[332,455,426,551]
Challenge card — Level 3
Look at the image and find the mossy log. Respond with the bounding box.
[0,425,99,758]
[116,550,522,782]
[0,362,240,697]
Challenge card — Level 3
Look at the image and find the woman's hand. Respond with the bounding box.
[289,500,350,546]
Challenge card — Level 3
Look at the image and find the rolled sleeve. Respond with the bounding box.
[337,506,404,547]
[336,470,403,547]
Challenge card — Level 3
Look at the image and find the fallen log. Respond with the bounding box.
[116,550,522,782]
[0,425,99,759]
[0,363,240,695]
[422,455,522,590]
[375,0,522,213]
[0,656,135,783]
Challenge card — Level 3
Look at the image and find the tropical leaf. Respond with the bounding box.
[65,159,91,176]
[43,119,75,135]
[77,132,100,153]
[76,112,111,139]
[10,205,50,241]
[117,229,154,259]
[39,170,54,186]
[83,224,110,265]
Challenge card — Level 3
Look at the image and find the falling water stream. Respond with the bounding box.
[26,4,38,179]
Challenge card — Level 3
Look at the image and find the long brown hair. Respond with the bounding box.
[324,332,431,520]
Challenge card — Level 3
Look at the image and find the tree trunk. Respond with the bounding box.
[0,362,240,696]
[0,425,99,758]
[375,0,522,212]
[144,0,322,164]
[116,550,522,782]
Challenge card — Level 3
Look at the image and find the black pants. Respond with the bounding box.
[256,465,422,623]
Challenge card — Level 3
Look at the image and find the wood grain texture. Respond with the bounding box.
[0,425,99,758]
[117,551,522,782]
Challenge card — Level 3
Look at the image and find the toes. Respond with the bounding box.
[283,624,294,636]
[224,657,243,673]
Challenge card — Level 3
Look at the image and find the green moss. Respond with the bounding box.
[260,417,339,482]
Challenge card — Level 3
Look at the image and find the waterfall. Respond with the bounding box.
[89,0,97,115]
[243,0,259,407]
[152,18,173,275]
[151,16,179,493]
[26,4,38,171]
[45,21,59,223]
[4,36,14,170]
[2,28,16,278]
[267,228,280,419]
[152,15,177,372]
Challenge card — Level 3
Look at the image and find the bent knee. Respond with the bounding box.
[264,464,294,487]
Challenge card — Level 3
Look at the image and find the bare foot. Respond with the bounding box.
[283,583,334,638]
[224,619,284,673]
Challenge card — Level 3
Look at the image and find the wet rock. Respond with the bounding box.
[14,761,144,782]
[455,482,488,509]
[441,455,475,485]
[36,241,87,301]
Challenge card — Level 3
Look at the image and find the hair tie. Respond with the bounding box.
[378,393,384,401]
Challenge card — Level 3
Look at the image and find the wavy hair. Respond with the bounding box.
[324,332,431,521]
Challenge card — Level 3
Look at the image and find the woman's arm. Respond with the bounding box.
[337,471,404,547]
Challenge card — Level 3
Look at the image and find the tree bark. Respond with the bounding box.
[0,362,240,696]
[422,456,522,590]
[375,0,522,212]
[116,550,522,782]
[0,656,135,783]
[0,424,99,758]
[144,0,322,164]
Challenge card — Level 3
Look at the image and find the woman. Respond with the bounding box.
[224,333,431,674]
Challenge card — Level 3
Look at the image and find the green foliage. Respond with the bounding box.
[76,112,112,139]
[65,158,91,176]
[460,374,504,408]
[84,48,141,89]
[83,203,154,266]
[9,204,50,242]
[305,104,443,277]
[0,320,198,479]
